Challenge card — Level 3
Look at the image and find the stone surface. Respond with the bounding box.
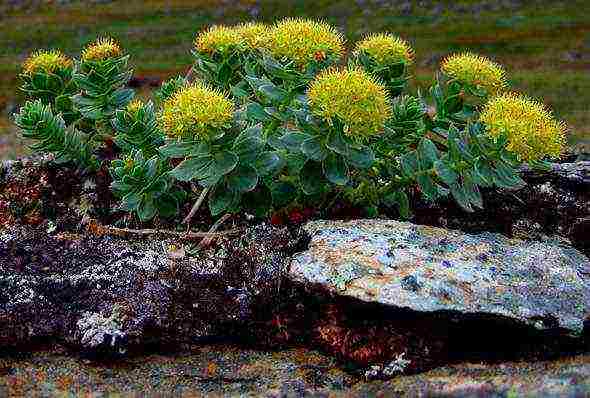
[0,223,295,355]
[2,345,590,397]
[290,219,590,334]
[410,161,590,256]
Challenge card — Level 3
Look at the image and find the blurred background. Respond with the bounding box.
[1,0,589,159]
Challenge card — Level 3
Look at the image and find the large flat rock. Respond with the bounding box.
[290,219,590,334]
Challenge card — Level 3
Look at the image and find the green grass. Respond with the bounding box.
[1,0,589,158]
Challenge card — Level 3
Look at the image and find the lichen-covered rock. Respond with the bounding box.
[0,223,294,355]
[290,219,590,334]
[410,161,590,256]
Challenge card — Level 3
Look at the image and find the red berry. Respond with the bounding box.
[288,210,304,224]
[270,214,283,225]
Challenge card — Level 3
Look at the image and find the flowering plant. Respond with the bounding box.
[13,19,567,223]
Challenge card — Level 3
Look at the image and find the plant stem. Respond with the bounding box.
[89,222,240,240]
[182,187,210,225]
[198,213,232,249]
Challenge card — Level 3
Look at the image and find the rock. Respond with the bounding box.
[409,161,590,256]
[0,223,294,355]
[1,345,589,397]
[290,219,590,335]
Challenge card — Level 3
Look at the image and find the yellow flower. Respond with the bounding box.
[354,33,414,65]
[160,81,234,139]
[124,155,134,171]
[235,22,270,49]
[126,99,143,115]
[265,18,345,68]
[81,37,122,61]
[480,92,566,162]
[194,25,246,55]
[308,67,391,140]
[441,53,507,95]
[22,50,73,75]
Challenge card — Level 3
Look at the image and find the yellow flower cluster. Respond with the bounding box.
[126,99,144,115]
[81,37,122,62]
[441,53,507,95]
[354,33,414,65]
[308,67,391,140]
[480,92,566,162]
[264,18,345,68]
[194,25,246,55]
[235,22,270,49]
[22,50,73,75]
[160,82,234,139]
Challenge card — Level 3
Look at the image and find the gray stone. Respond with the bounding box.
[290,219,590,334]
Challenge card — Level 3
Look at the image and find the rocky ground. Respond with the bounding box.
[2,345,590,397]
[1,157,589,396]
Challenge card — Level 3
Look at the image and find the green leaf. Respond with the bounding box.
[121,192,141,210]
[443,93,462,114]
[281,131,310,152]
[258,84,287,102]
[383,190,411,219]
[400,151,420,177]
[450,183,474,212]
[231,83,249,98]
[285,152,307,175]
[323,153,349,185]
[209,186,234,216]
[170,155,212,182]
[212,151,238,176]
[326,130,349,156]
[416,173,438,200]
[137,195,156,221]
[159,141,203,159]
[217,62,232,85]
[226,165,258,193]
[346,146,375,169]
[301,136,327,161]
[157,193,179,218]
[463,173,483,209]
[494,162,525,189]
[434,160,458,186]
[255,151,283,176]
[447,128,462,162]
[271,181,297,208]
[110,88,134,108]
[233,124,264,164]
[418,138,439,168]
[246,102,270,122]
[299,161,325,195]
[471,161,494,188]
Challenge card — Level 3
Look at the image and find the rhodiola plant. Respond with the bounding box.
[12,18,568,225]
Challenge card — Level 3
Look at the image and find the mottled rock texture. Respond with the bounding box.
[290,219,590,334]
[2,157,590,378]
[0,223,296,355]
[411,161,590,256]
[1,345,589,397]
